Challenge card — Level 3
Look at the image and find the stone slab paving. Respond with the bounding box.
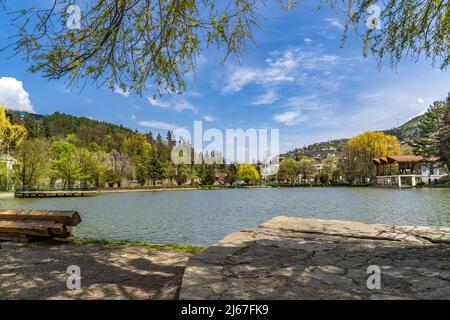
[180,216,450,300]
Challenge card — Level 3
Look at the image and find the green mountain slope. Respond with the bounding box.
[6,111,137,153]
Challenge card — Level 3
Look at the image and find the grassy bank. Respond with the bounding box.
[22,237,206,254]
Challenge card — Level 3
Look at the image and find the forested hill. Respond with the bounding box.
[4,107,431,161]
[384,114,422,143]
[6,111,137,153]
[283,139,349,161]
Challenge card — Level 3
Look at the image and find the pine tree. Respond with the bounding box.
[437,96,450,170]
[166,131,176,147]
[201,165,215,185]
[148,151,164,185]
[413,99,446,156]
[147,131,155,145]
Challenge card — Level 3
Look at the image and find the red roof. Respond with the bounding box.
[373,155,439,164]
[373,156,389,164]
[386,155,439,163]
[215,172,227,180]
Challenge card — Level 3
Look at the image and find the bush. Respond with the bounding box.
[319,174,330,185]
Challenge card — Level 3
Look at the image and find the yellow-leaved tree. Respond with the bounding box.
[345,131,401,183]
[0,105,27,150]
[0,105,27,189]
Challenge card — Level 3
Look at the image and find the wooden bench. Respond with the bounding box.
[0,210,81,242]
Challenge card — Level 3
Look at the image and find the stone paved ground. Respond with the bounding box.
[180,216,450,300]
[0,242,194,300]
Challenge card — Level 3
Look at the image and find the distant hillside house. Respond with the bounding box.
[373,155,448,188]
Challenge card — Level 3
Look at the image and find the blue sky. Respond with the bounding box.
[0,1,448,152]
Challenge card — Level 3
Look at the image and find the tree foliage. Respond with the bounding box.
[277,157,299,183]
[1,0,447,95]
[14,138,49,186]
[4,0,283,95]
[49,141,80,186]
[298,157,315,179]
[329,0,449,70]
[437,96,450,169]
[412,95,448,156]
[345,131,401,181]
[237,163,260,183]
[0,106,27,150]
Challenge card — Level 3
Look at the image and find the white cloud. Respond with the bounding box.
[0,77,34,113]
[202,115,215,122]
[304,38,313,43]
[184,90,202,97]
[222,49,302,93]
[147,96,197,113]
[114,85,131,97]
[286,95,332,111]
[273,110,304,126]
[324,18,345,30]
[252,89,278,105]
[221,48,348,93]
[416,97,425,104]
[138,120,180,131]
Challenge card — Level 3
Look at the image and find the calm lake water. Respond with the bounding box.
[1,188,449,245]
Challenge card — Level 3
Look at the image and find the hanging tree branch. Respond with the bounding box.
[0,0,448,96]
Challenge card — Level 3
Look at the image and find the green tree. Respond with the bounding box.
[321,154,338,182]
[148,151,165,185]
[175,164,189,186]
[77,148,103,187]
[298,157,315,181]
[14,138,49,187]
[103,168,120,188]
[49,141,80,187]
[200,165,216,185]
[125,133,151,186]
[413,97,447,156]
[319,173,330,185]
[277,157,299,183]
[164,162,177,184]
[237,164,260,184]
[225,163,238,185]
[437,96,450,170]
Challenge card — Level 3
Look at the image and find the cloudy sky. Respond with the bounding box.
[0,1,448,152]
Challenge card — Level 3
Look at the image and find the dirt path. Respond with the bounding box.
[0,240,199,300]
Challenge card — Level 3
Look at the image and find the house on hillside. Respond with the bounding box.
[373,155,448,188]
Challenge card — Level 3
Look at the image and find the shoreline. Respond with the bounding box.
[97,185,268,194]
[1,183,448,200]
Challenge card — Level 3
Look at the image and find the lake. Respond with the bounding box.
[1,187,449,246]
